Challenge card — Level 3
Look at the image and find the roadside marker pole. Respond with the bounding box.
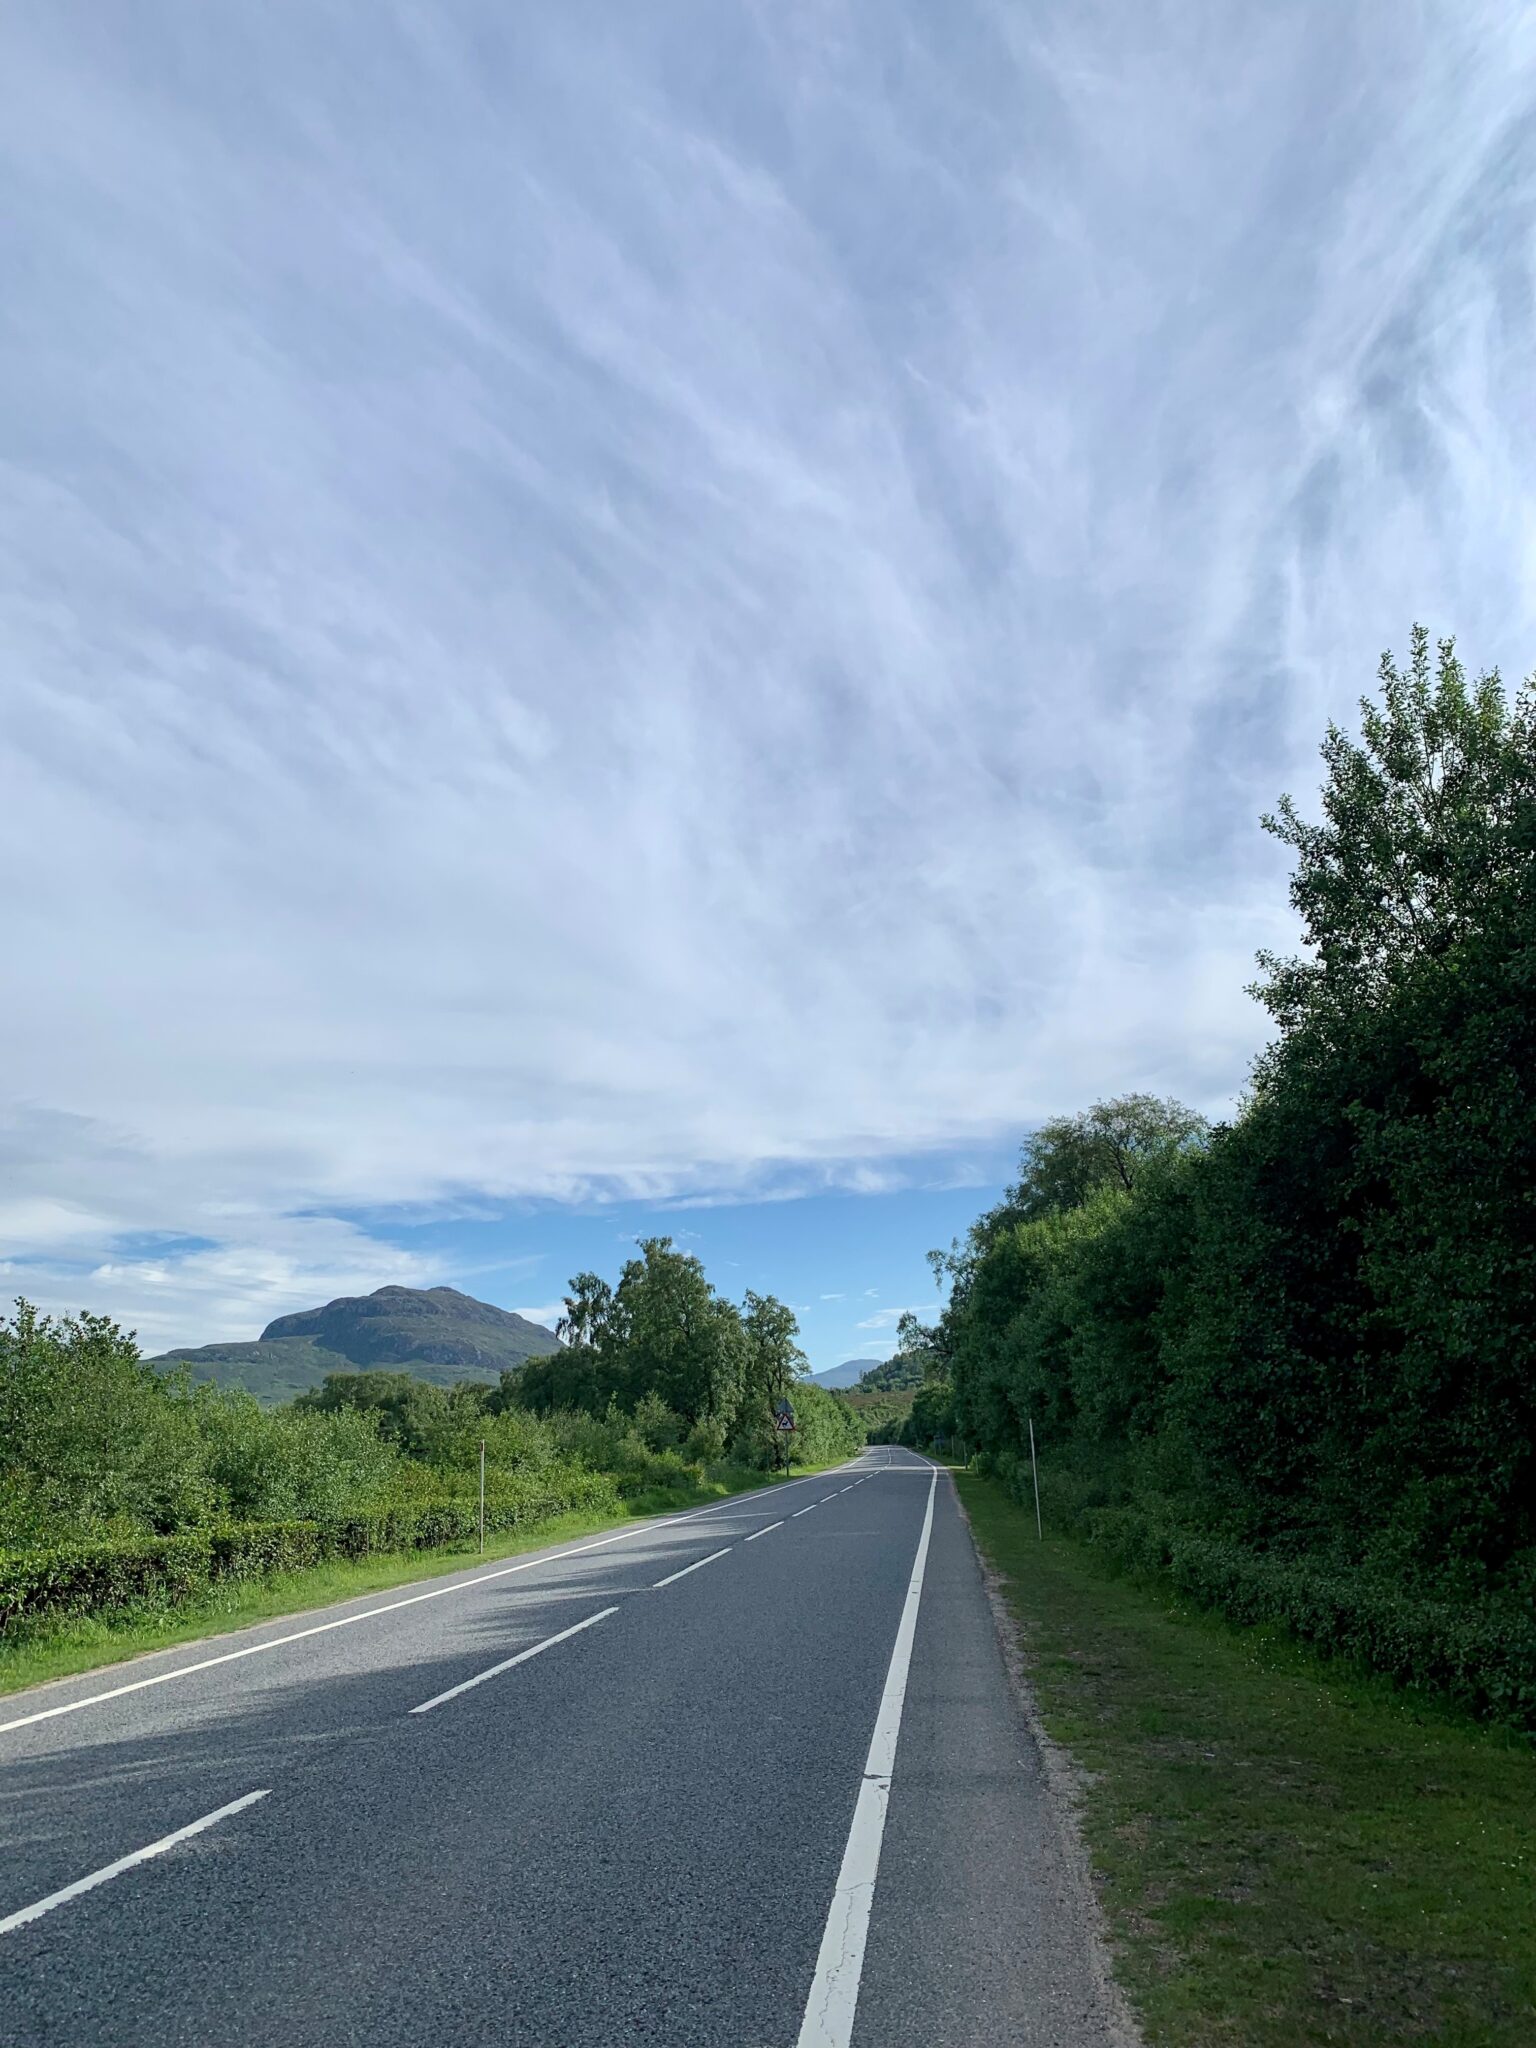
[1028,1418,1042,1539]
[479,1439,486,1554]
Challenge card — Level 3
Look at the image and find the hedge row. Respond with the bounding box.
[977,1453,1536,1734]
[1082,1503,1536,1732]
[0,1464,626,1633]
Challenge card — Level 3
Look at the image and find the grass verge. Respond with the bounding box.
[957,1470,1536,2048]
[0,1460,844,1700]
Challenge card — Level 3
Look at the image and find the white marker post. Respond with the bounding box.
[1028,1418,1043,1539]
[479,1438,486,1554]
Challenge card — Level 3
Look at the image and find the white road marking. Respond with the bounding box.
[0,1790,270,1939]
[796,1468,937,2048]
[0,1466,859,1739]
[410,1606,617,1714]
[744,1521,783,1542]
[821,1494,838,1502]
[652,1547,732,1590]
[792,1505,817,1518]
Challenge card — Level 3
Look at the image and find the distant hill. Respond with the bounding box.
[853,1354,924,1393]
[152,1285,562,1404]
[808,1358,884,1390]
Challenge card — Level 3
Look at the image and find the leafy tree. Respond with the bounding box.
[0,1301,211,1541]
[854,1352,925,1394]
[1254,625,1534,1036]
[732,1290,806,1459]
[294,1371,454,1459]
[555,1272,621,1352]
[937,626,1536,1655]
[1005,1094,1209,1219]
[614,1238,746,1428]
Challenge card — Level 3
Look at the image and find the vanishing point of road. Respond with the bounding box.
[0,1449,1124,2047]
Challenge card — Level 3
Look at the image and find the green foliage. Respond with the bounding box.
[779,1381,866,1468]
[0,1302,213,1542]
[961,1471,1536,2048]
[195,1388,402,1519]
[0,1228,858,1643]
[935,630,1536,1727]
[853,1353,924,1394]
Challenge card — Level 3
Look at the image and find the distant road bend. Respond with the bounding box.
[0,1449,1123,2047]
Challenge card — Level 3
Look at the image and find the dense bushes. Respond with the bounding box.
[0,1463,627,1632]
[931,632,1536,1728]
[1,1241,862,1639]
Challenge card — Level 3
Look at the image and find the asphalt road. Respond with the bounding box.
[0,1449,1123,2047]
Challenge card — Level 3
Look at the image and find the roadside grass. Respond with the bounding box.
[956,1471,1536,2048]
[0,1460,847,1700]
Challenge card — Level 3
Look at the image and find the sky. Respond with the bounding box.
[3,3,1534,1371]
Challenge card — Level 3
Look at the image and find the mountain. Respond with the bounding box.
[808,1358,885,1390]
[152,1285,562,1404]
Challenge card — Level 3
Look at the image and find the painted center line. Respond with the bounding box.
[821,1494,838,1502]
[0,1790,270,1939]
[792,1505,817,1518]
[744,1521,783,1542]
[652,1547,732,1590]
[410,1607,618,1715]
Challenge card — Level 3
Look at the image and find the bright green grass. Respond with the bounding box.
[957,1471,1536,2048]
[0,1461,846,1700]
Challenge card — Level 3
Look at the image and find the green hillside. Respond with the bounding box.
[152,1285,561,1403]
[853,1354,924,1393]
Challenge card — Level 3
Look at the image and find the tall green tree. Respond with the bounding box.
[613,1238,747,1428]
[0,1300,211,1541]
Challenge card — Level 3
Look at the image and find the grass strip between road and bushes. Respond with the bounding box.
[0,1461,844,1700]
[957,1469,1536,2048]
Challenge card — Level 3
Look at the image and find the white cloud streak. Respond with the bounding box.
[2,2,1534,1344]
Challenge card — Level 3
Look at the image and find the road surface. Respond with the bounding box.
[0,1448,1122,2046]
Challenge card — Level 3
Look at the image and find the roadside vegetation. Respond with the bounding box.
[0,1236,863,1686]
[897,630,1536,1735]
[961,1472,1536,2048]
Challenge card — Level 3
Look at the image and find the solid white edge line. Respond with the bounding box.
[744,1521,784,1542]
[651,1546,732,1590]
[0,1463,866,1738]
[410,1605,618,1714]
[0,1789,271,1938]
[795,1467,937,2048]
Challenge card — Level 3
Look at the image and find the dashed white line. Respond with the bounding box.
[652,1547,732,1590]
[792,1505,817,1518]
[0,1790,270,1938]
[410,1606,618,1714]
[796,1469,937,2048]
[0,1468,860,1740]
[744,1521,783,1542]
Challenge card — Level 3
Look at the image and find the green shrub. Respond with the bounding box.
[0,1531,214,1628]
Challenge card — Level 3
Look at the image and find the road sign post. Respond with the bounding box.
[773,1400,797,1479]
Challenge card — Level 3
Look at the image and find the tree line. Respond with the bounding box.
[0,1240,861,1632]
[906,630,1536,1727]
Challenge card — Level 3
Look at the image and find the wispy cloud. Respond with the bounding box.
[511,1304,565,1333]
[3,2,1534,1343]
[856,1305,925,1332]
